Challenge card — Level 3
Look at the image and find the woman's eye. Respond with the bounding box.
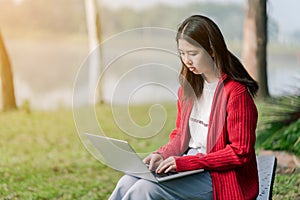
[178,51,197,56]
[189,53,197,56]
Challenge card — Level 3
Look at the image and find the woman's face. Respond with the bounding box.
[178,39,214,76]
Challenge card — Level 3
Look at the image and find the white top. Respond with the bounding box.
[188,80,218,154]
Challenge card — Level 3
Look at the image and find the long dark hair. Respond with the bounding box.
[176,15,258,98]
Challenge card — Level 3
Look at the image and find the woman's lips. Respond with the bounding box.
[188,66,196,72]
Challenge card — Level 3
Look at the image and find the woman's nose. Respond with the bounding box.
[183,55,192,65]
[182,55,190,64]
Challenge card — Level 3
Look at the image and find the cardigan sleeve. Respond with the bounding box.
[155,87,189,159]
[176,86,258,172]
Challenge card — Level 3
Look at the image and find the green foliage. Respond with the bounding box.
[0,108,121,199]
[256,96,300,156]
[20,99,31,114]
[273,173,300,200]
[0,103,298,199]
[0,0,246,40]
[0,104,174,199]
[100,2,245,40]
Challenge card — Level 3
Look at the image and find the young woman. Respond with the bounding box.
[109,15,259,200]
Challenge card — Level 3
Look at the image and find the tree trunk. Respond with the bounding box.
[242,0,269,98]
[84,0,104,104]
[0,30,17,110]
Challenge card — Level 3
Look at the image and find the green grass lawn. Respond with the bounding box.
[0,107,121,199]
[0,104,299,199]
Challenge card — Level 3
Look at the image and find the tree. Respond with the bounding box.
[84,0,104,104]
[0,30,17,111]
[242,0,269,98]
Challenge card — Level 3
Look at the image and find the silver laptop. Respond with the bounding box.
[85,133,203,182]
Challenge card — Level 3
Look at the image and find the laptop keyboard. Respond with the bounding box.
[151,171,178,178]
[145,163,177,178]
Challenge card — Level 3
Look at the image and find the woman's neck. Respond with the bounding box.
[202,73,220,83]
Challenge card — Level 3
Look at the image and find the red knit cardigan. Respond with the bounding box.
[156,74,259,200]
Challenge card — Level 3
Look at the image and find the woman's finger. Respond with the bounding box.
[164,163,176,173]
[143,155,151,164]
[149,154,163,171]
[156,157,175,173]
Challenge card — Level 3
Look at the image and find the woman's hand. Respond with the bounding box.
[156,157,176,174]
[143,153,164,171]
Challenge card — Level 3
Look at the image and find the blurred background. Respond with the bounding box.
[1,1,299,199]
[0,0,299,110]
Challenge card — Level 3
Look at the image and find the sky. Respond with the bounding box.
[99,0,300,35]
